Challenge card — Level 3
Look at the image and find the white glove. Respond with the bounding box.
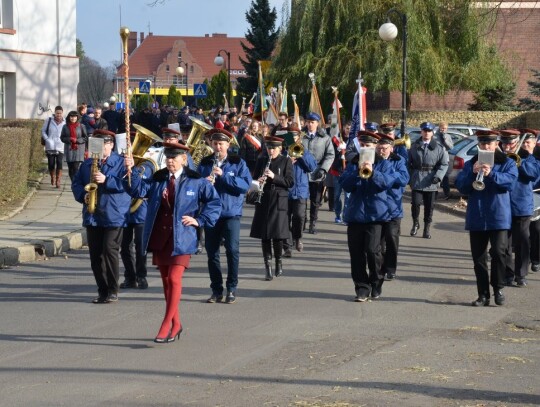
[339,142,347,150]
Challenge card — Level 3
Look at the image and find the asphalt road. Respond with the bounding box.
[1,205,539,407]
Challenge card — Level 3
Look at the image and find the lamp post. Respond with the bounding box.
[176,63,188,107]
[214,49,231,109]
[379,8,408,139]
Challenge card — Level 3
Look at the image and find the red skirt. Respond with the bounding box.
[151,236,191,267]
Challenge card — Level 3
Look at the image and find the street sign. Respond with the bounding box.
[194,83,207,98]
[115,102,125,110]
[139,80,151,94]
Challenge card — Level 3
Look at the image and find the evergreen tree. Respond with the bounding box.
[469,82,517,111]
[167,85,182,108]
[518,69,540,110]
[236,0,279,99]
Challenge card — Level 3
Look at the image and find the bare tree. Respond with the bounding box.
[77,57,114,106]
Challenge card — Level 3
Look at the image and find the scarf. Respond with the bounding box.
[68,122,79,150]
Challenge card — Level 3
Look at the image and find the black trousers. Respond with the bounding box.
[87,226,123,297]
[347,222,384,291]
[46,152,63,171]
[120,223,147,281]
[529,219,540,265]
[381,218,401,276]
[505,216,531,281]
[308,181,324,222]
[411,190,436,223]
[469,230,507,297]
[285,198,307,250]
[67,161,81,181]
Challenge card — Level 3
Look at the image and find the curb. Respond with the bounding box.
[0,229,87,267]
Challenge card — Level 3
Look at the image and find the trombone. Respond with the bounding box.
[505,134,526,167]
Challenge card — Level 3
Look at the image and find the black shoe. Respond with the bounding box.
[225,291,236,304]
[516,278,528,287]
[385,273,396,281]
[296,239,304,252]
[106,293,118,303]
[308,223,317,234]
[206,294,223,303]
[195,245,203,255]
[283,248,292,258]
[354,287,369,302]
[494,290,505,306]
[167,326,183,343]
[264,260,273,281]
[371,280,383,299]
[444,194,450,200]
[275,259,283,277]
[532,263,540,272]
[137,277,148,290]
[410,221,419,236]
[471,296,490,306]
[504,278,514,287]
[92,295,109,304]
[119,279,138,289]
[423,223,431,239]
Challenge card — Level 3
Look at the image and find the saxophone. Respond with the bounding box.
[84,153,99,214]
[255,157,272,204]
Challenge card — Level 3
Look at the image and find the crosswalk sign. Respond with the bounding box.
[194,83,207,98]
[139,81,151,94]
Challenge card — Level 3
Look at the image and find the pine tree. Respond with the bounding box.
[518,69,540,110]
[469,82,517,111]
[236,0,279,101]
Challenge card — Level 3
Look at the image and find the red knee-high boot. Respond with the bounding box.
[155,265,184,342]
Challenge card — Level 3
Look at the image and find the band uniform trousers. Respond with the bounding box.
[530,219,540,266]
[469,230,507,297]
[205,216,241,295]
[308,181,324,222]
[87,226,124,297]
[347,222,384,291]
[411,190,436,223]
[381,218,401,277]
[284,198,306,251]
[121,223,147,281]
[505,216,531,281]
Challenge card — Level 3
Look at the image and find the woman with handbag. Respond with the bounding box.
[41,106,66,188]
[249,136,294,281]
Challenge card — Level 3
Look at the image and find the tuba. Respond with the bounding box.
[129,124,160,213]
[394,133,411,149]
[85,153,100,214]
[187,116,214,166]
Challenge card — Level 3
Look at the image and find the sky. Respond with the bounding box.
[76,0,288,67]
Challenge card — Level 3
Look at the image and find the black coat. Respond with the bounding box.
[250,154,294,239]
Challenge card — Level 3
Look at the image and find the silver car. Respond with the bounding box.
[448,123,490,137]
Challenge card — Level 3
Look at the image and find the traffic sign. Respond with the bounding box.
[139,80,151,94]
[115,102,125,110]
[194,83,207,98]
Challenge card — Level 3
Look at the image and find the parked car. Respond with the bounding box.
[395,127,466,145]
[448,124,490,137]
[447,136,479,186]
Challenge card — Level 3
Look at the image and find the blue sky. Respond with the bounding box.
[76,0,287,67]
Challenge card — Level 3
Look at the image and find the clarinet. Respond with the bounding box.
[210,152,221,182]
[255,157,272,204]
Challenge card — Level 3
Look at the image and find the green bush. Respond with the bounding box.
[0,119,45,205]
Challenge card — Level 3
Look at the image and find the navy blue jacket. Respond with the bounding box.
[288,149,317,200]
[72,152,131,227]
[339,156,396,224]
[125,167,221,255]
[197,153,252,218]
[127,159,156,224]
[509,152,540,216]
[386,153,410,219]
[456,150,518,231]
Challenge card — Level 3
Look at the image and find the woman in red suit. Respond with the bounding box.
[125,141,221,343]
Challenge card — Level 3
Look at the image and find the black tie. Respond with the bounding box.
[168,174,175,206]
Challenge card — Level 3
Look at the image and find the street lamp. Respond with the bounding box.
[379,8,408,139]
[214,49,231,109]
[176,63,188,107]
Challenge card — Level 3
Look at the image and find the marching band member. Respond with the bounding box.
[376,131,410,281]
[124,140,221,342]
[71,129,131,304]
[499,129,540,287]
[344,122,379,164]
[530,129,540,273]
[455,130,518,307]
[408,121,449,239]
[198,129,252,304]
[250,136,294,281]
[339,130,396,302]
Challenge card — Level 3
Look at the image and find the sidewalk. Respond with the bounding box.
[0,172,466,267]
[0,172,86,267]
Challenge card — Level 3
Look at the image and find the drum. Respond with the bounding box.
[532,193,540,222]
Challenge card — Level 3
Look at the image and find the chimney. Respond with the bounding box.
[128,32,137,55]
[140,32,145,43]
[212,33,227,38]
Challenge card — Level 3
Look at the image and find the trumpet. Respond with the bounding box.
[472,171,485,191]
[359,164,372,179]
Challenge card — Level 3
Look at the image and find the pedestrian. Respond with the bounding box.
[435,121,454,199]
[499,129,540,287]
[93,107,109,130]
[408,121,449,239]
[302,112,335,234]
[102,103,120,133]
[376,131,410,281]
[283,124,317,258]
[41,105,65,188]
[124,140,221,342]
[250,135,294,280]
[71,129,131,304]
[60,110,88,181]
[455,130,518,307]
[198,129,252,303]
[339,130,396,301]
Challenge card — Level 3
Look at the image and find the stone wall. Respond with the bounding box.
[368,110,540,130]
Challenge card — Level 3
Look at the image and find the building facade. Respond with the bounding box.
[0,0,79,119]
